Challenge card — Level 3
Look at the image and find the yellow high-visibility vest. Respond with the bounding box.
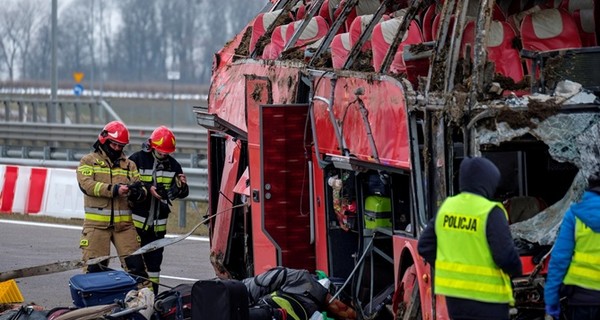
[434,192,514,304]
[564,218,600,289]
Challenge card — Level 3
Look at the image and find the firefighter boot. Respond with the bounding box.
[124,255,152,290]
[147,271,160,293]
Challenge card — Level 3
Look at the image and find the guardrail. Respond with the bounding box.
[1,97,118,124]
[0,158,208,202]
[0,122,208,167]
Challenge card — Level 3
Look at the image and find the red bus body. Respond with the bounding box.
[197,0,600,318]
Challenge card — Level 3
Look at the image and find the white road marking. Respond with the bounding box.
[161,275,200,282]
[0,219,209,241]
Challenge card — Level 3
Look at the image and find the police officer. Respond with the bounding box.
[76,120,149,286]
[544,172,600,320]
[418,157,522,320]
[129,126,189,293]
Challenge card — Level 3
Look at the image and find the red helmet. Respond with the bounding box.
[98,121,130,145]
[149,126,176,154]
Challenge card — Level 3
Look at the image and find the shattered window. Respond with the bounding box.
[474,96,600,245]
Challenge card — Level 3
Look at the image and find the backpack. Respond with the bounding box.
[260,291,308,320]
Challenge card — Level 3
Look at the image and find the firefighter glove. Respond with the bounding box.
[545,304,560,319]
[127,182,146,203]
[155,184,170,200]
[168,181,187,200]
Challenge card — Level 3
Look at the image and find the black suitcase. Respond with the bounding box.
[153,283,193,320]
[191,279,249,320]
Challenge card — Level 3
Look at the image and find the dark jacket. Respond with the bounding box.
[417,157,522,319]
[128,149,189,234]
[544,186,600,307]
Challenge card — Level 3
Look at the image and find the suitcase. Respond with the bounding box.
[154,283,193,320]
[191,279,249,320]
[69,270,138,307]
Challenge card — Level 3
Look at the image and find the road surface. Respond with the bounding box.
[0,219,214,309]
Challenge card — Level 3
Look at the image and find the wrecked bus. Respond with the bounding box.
[195,0,600,318]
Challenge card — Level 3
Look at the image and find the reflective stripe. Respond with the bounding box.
[85,213,133,223]
[132,214,167,226]
[568,265,600,280]
[93,182,103,197]
[154,218,168,226]
[134,220,146,229]
[153,225,167,232]
[436,260,503,278]
[85,207,131,215]
[573,251,600,265]
[147,272,160,278]
[436,278,512,296]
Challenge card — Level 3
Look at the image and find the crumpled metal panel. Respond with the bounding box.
[476,112,600,245]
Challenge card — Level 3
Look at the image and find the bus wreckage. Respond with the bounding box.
[195,0,600,318]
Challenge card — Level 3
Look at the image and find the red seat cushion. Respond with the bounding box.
[331,32,352,68]
[372,18,423,73]
[521,8,582,51]
[349,14,389,51]
[262,16,329,59]
[560,0,597,47]
[462,20,524,82]
[250,10,289,53]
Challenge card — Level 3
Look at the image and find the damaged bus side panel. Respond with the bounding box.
[196,0,600,318]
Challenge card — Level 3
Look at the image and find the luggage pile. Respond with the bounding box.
[0,268,341,320]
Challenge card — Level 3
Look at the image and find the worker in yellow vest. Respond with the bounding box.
[418,157,522,319]
[544,173,600,320]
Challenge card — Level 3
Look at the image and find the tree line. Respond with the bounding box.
[0,0,267,87]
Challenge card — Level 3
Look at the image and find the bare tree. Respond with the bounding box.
[0,0,40,81]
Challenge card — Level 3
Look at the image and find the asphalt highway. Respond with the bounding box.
[0,219,215,309]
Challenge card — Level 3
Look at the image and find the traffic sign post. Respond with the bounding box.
[73,72,85,97]
[73,84,84,96]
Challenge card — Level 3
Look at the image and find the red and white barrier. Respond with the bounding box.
[0,165,84,219]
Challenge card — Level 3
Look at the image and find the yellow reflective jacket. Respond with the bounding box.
[77,148,141,230]
[564,218,600,289]
[434,192,514,304]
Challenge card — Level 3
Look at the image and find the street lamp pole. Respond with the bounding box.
[171,79,175,128]
[167,71,180,128]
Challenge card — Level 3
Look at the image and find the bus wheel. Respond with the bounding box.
[394,265,421,320]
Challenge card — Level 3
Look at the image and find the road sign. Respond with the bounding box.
[167,71,180,80]
[73,72,85,83]
[73,84,84,96]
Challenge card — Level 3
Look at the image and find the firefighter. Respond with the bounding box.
[76,120,150,287]
[544,172,600,320]
[417,157,522,320]
[129,125,189,293]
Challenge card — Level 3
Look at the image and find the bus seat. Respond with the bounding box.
[560,0,597,47]
[371,16,423,73]
[521,8,582,52]
[250,10,289,54]
[262,16,329,59]
[462,20,524,82]
[349,14,389,51]
[421,4,438,42]
[331,32,352,68]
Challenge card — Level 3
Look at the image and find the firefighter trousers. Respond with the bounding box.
[80,224,150,288]
[137,228,165,293]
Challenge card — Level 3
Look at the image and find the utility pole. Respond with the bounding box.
[50,0,57,123]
